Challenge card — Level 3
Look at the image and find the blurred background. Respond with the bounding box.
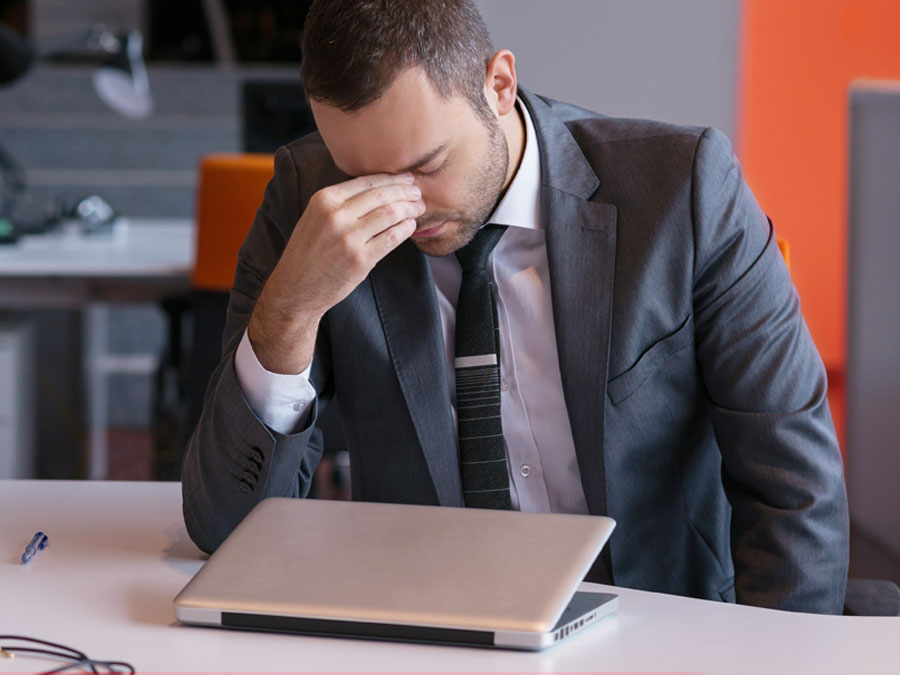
[0,0,898,582]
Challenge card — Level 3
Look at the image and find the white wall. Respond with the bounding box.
[475,0,740,140]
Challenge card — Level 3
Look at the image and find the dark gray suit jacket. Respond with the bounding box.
[182,88,849,614]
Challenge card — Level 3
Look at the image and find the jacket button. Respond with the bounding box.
[251,448,264,464]
[246,459,261,474]
[239,480,252,493]
[242,471,258,486]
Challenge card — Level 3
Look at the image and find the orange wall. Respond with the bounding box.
[737,0,900,369]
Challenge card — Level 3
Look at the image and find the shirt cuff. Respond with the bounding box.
[234,328,316,435]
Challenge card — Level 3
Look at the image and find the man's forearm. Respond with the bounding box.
[248,280,322,375]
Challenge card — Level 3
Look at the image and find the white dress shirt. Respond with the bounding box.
[235,100,589,515]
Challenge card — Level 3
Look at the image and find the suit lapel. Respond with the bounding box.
[521,90,618,520]
[369,242,463,507]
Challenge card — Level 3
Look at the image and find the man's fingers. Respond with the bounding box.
[365,218,418,262]
[357,198,426,240]
[343,182,423,220]
[329,172,415,201]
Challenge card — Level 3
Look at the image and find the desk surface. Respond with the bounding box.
[0,218,194,277]
[0,218,194,308]
[1,480,897,674]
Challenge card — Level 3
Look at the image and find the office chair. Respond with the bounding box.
[153,153,274,480]
[189,153,276,450]
[844,579,900,616]
[191,153,274,292]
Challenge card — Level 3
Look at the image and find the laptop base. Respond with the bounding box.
[178,591,618,651]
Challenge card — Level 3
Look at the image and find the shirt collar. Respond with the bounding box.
[486,97,542,231]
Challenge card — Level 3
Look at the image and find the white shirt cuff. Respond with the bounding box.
[234,328,317,435]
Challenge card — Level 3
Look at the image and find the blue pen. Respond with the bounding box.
[21,531,48,564]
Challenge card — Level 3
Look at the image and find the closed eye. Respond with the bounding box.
[417,161,447,177]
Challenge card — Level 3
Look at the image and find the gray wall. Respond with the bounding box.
[475,0,740,141]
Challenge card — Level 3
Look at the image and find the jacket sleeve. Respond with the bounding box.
[182,145,334,554]
[691,127,849,613]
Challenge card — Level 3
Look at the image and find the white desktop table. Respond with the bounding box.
[0,218,194,304]
[1,480,897,674]
[0,219,195,478]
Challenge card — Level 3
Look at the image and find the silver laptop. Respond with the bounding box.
[175,497,617,651]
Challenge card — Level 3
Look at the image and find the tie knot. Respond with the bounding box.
[455,224,507,271]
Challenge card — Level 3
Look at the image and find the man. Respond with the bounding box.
[182,0,849,613]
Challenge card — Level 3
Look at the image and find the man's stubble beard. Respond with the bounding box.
[412,114,509,258]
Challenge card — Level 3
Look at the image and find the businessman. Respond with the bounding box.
[182,0,849,613]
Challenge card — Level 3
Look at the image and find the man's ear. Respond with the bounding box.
[484,49,518,117]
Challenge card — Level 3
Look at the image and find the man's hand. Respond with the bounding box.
[249,172,424,374]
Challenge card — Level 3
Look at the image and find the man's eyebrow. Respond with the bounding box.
[396,142,450,174]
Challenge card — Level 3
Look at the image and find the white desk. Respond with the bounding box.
[0,219,194,478]
[0,218,194,304]
[1,480,897,674]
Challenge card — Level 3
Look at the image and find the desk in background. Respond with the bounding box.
[0,219,194,479]
[1,479,897,674]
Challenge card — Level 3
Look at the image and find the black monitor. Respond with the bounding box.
[241,79,317,152]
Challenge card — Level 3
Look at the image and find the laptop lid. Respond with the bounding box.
[175,498,616,649]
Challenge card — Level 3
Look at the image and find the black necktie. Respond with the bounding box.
[454,224,511,509]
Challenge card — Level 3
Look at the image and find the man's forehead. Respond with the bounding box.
[310,69,467,176]
[319,118,446,177]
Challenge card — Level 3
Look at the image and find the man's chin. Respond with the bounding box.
[411,236,461,257]
[410,221,480,257]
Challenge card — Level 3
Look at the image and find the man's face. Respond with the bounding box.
[310,67,509,257]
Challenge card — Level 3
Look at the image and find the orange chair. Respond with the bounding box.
[158,154,275,478]
[177,154,275,477]
[192,154,275,291]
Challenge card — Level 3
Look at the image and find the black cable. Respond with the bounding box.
[0,635,133,674]
[0,635,89,661]
[43,660,134,674]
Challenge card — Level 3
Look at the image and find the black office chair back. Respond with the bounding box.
[843,579,900,616]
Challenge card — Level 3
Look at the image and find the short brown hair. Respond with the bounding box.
[300,0,495,117]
